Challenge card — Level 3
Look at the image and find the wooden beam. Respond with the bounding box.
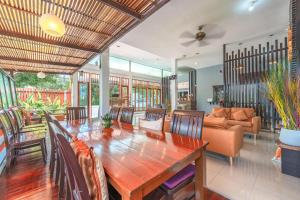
[0,56,81,68]
[0,45,86,60]
[0,30,99,53]
[97,0,142,20]
[75,0,170,74]
[0,2,112,38]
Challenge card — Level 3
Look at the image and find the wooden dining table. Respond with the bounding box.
[58,119,208,200]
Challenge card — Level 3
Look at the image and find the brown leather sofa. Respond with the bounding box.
[210,107,261,140]
[202,117,244,165]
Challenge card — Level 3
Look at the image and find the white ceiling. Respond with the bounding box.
[117,0,289,69]
[109,41,170,70]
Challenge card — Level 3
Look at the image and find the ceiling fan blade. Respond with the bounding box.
[203,24,226,39]
[181,40,197,47]
[206,31,226,39]
[180,31,195,39]
[198,40,209,47]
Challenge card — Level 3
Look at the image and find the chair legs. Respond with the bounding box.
[41,139,47,164]
[49,149,55,178]
[59,155,65,198]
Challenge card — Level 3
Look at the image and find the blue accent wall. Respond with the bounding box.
[196,65,224,113]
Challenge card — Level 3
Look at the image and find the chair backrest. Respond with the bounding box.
[110,107,120,121]
[10,107,25,130]
[56,134,91,200]
[120,107,134,124]
[144,108,166,131]
[0,110,15,141]
[45,112,59,152]
[0,110,15,170]
[66,107,88,121]
[5,109,20,137]
[170,110,205,139]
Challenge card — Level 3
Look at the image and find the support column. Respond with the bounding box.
[99,49,110,117]
[128,61,133,107]
[170,58,178,111]
[71,72,78,106]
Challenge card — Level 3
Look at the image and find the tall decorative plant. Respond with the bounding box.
[265,64,300,130]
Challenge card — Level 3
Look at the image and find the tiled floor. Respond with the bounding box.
[206,131,300,200]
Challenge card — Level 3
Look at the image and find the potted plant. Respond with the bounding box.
[265,64,300,178]
[101,113,113,133]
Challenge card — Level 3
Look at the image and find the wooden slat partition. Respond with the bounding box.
[223,37,288,129]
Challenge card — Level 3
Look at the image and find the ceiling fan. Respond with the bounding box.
[180,24,225,47]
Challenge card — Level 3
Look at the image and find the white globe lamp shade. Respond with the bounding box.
[39,13,66,37]
[37,72,46,79]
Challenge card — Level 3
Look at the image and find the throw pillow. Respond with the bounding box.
[212,109,227,118]
[232,110,248,121]
[71,139,109,200]
[139,118,163,131]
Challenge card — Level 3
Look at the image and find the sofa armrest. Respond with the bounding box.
[202,125,244,157]
[252,116,261,134]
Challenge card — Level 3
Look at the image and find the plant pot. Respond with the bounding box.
[103,128,113,134]
[279,128,300,147]
[279,128,300,178]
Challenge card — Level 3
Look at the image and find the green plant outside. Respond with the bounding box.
[19,93,67,115]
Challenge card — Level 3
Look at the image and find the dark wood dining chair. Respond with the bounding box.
[56,134,91,200]
[139,108,167,131]
[110,107,120,121]
[66,106,88,120]
[44,112,61,180]
[0,110,47,169]
[48,119,74,198]
[161,110,205,200]
[120,107,134,124]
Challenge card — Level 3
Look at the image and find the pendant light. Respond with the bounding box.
[39,13,66,37]
[37,72,46,79]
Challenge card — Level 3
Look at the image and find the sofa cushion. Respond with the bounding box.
[163,164,195,190]
[231,108,255,119]
[212,107,230,119]
[227,120,252,127]
[139,118,163,131]
[71,139,108,200]
[204,117,228,129]
[212,109,227,118]
[231,110,248,121]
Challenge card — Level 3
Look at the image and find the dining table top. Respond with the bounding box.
[58,118,208,199]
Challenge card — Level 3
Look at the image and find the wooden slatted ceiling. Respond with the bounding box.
[0,0,168,74]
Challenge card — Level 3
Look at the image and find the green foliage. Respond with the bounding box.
[265,64,300,129]
[14,72,71,90]
[19,93,66,115]
[101,113,112,128]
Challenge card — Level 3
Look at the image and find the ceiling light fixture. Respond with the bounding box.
[37,71,46,79]
[248,0,257,12]
[39,13,66,37]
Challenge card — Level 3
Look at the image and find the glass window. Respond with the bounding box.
[91,83,99,118]
[110,57,130,71]
[79,83,89,108]
[0,74,6,108]
[163,70,172,77]
[131,62,162,77]
[3,75,12,107]
[10,79,17,106]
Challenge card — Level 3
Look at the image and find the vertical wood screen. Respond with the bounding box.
[223,37,288,129]
[161,76,170,109]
